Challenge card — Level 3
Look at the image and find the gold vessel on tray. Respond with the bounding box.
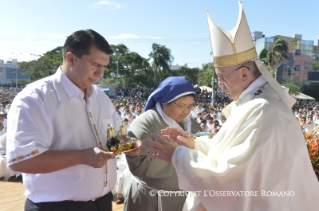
[106,124,137,154]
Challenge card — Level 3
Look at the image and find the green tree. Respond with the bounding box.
[198,63,214,86]
[149,43,174,82]
[106,44,151,87]
[178,66,200,85]
[313,61,319,71]
[259,37,289,69]
[19,47,63,80]
[281,83,301,95]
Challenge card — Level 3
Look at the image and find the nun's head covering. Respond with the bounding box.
[144,76,195,111]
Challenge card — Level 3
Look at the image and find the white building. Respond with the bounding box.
[0,59,31,86]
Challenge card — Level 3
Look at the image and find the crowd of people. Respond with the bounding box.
[110,86,231,104]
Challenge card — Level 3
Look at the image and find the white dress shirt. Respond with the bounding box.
[6,67,121,202]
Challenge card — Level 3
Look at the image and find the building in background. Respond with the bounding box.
[0,59,31,86]
[169,64,182,70]
[313,40,319,63]
[255,33,314,84]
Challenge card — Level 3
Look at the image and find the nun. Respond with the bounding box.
[124,76,201,211]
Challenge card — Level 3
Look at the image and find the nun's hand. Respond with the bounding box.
[143,134,178,163]
[161,126,195,149]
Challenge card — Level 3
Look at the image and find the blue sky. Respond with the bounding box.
[0,0,318,68]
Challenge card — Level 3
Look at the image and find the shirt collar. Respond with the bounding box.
[56,67,97,101]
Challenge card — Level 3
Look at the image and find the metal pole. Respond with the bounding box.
[117,56,119,89]
[16,54,18,89]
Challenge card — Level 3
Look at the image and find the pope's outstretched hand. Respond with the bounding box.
[161,126,195,149]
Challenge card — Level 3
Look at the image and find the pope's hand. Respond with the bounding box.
[143,133,178,163]
[83,147,116,168]
[161,126,195,149]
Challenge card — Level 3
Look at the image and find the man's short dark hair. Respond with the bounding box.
[201,119,207,124]
[62,29,113,60]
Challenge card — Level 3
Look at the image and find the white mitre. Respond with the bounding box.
[206,1,296,108]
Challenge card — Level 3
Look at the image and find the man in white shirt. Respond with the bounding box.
[191,104,204,119]
[6,29,127,211]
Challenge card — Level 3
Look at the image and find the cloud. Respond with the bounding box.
[0,33,67,62]
[145,36,162,40]
[90,1,123,10]
[109,33,140,40]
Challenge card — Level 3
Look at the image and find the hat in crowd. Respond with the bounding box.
[206,1,295,108]
[0,111,6,116]
[144,76,195,111]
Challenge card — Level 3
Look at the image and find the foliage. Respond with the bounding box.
[281,83,301,95]
[263,65,276,78]
[106,44,151,87]
[178,66,200,85]
[149,43,174,81]
[19,47,63,80]
[16,44,207,89]
[313,62,319,71]
[162,66,200,85]
[198,63,214,86]
[258,37,289,69]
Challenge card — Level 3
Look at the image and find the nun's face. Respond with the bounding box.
[162,96,194,123]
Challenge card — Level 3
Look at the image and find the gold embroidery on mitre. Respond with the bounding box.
[213,47,257,67]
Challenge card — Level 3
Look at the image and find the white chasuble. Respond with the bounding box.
[173,84,319,211]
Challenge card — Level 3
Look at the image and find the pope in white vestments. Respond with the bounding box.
[143,2,319,211]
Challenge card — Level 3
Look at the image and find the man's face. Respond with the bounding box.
[67,46,110,92]
[200,123,207,131]
[215,66,245,101]
[301,118,306,124]
[308,116,313,124]
[221,116,226,123]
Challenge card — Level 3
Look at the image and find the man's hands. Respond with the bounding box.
[83,147,116,168]
[161,126,195,149]
[143,134,178,163]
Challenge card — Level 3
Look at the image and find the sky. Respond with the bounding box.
[0,0,318,68]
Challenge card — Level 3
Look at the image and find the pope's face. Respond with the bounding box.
[215,66,243,101]
[162,96,194,123]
